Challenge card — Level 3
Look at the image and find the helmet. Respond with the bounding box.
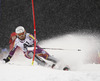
[15,26,25,34]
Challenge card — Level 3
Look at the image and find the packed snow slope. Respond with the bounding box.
[0,63,100,81]
[0,33,100,81]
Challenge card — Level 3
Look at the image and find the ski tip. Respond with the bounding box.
[63,67,70,71]
[51,64,56,68]
[78,49,81,51]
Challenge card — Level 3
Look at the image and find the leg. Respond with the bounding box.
[28,51,47,66]
[37,53,58,63]
[36,45,58,63]
[35,54,47,66]
[47,55,58,63]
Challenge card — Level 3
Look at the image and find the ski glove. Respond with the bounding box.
[3,55,12,63]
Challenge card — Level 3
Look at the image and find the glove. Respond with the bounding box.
[3,55,12,63]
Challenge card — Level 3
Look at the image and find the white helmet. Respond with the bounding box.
[15,26,25,34]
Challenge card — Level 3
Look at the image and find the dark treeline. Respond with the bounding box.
[0,0,100,47]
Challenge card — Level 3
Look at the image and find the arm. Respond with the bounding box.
[3,46,18,63]
[3,39,18,63]
[29,34,38,44]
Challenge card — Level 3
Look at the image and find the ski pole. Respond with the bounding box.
[41,48,81,51]
[27,47,81,51]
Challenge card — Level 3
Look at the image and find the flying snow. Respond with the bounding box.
[39,33,100,70]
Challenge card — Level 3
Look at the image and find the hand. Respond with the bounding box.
[3,55,12,63]
[3,58,10,63]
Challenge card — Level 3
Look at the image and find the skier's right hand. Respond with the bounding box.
[3,58,10,63]
[3,55,12,63]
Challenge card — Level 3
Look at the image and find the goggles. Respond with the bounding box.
[17,32,25,37]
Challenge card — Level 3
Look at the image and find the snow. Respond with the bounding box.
[0,63,100,81]
[1,33,100,81]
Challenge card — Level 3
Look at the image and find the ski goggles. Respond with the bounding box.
[17,32,25,37]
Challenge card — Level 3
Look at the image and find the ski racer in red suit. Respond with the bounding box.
[3,26,58,66]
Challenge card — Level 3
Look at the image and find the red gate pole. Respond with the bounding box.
[31,0,36,65]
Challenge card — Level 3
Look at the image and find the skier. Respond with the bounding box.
[3,26,58,67]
